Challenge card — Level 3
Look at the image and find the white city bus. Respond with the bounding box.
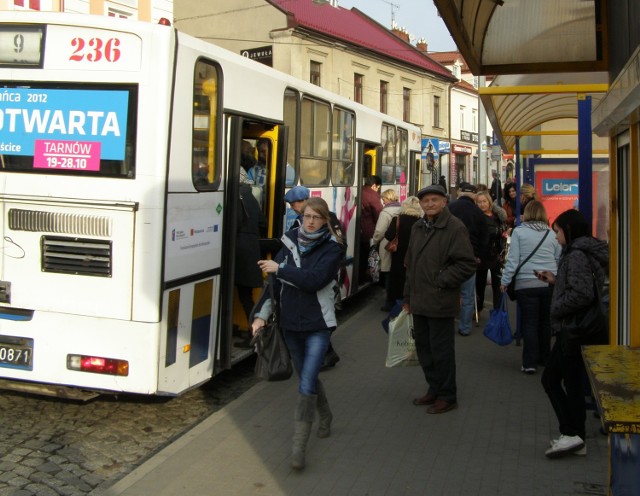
[0,12,421,398]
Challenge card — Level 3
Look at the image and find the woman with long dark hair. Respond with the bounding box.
[535,209,608,458]
[251,197,344,471]
[503,183,517,229]
[475,190,506,311]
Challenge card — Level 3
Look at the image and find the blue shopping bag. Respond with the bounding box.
[381,300,403,334]
[483,294,513,346]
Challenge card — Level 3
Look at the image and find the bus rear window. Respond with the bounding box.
[0,83,137,178]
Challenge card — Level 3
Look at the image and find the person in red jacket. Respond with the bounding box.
[359,175,382,283]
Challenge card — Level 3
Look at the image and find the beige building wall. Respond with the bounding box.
[540,119,608,158]
[174,0,450,140]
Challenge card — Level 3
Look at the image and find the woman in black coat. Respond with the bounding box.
[384,196,423,304]
[235,180,267,344]
[535,209,608,458]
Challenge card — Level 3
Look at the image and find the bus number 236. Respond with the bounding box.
[69,37,121,63]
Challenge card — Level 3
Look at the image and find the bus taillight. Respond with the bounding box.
[67,355,129,376]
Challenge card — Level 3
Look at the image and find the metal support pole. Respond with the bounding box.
[513,136,522,345]
[515,136,521,227]
[578,95,593,228]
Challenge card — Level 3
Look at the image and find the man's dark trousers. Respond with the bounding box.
[412,314,457,403]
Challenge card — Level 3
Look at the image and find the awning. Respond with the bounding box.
[432,0,609,152]
[433,0,607,76]
[480,73,609,152]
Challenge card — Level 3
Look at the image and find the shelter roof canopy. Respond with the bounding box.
[433,0,606,76]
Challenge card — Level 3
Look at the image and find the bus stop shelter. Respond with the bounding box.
[432,1,639,493]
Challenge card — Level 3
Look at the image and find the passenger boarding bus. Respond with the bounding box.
[0,13,421,398]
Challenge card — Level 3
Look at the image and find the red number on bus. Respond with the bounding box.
[69,37,85,61]
[104,38,121,63]
[69,37,122,63]
[87,38,103,62]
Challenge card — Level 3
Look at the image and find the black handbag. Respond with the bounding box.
[250,279,293,382]
[506,230,549,301]
[561,270,608,342]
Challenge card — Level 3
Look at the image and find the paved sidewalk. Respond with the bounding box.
[99,289,608,496]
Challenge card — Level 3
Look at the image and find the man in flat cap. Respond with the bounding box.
[448,182,489,336]
[403,184,476,414]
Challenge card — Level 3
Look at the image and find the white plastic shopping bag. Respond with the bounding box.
[385,309,419,367]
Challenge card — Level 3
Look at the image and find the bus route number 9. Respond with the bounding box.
[69,37,121,63]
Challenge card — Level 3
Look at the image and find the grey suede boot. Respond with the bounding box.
[291,393,317,470]
[316,380,333,439]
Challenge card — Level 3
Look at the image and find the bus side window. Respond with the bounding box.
[332,107,355,186]
[299,97,330,186]
[381,124,396,185]
[192,60,221,191]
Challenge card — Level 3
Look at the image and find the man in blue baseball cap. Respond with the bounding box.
[284,186,311,230]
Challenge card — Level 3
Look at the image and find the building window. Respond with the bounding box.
[433,95,441,128]
[403,87,411,122]
[310,61,321,86]
[106,1,136,18]
[460,105,466,130]
[354,74,363,104]
[380,81,388,113]
[472,108,477,132]
[14,0,40,9]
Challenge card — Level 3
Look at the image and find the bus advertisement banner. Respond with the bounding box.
[0,87,129,170]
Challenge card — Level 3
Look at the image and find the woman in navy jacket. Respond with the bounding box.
[252,197,344,471]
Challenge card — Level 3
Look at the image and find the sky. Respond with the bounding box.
[338,0,457,52]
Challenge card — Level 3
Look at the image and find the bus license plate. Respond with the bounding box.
[0,336,33,370]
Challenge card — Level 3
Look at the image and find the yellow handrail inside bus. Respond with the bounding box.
[202,78,217,183]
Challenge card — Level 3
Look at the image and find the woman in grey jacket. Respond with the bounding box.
[500,200,561,373]
[536,209,608,458]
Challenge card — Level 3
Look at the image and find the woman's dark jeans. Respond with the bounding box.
[541,337,586,440]
[516,286,553,368]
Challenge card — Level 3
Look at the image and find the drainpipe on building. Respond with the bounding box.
[447,82,453,195]
[478,75,487,186]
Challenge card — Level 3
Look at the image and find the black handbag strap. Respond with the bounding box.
[249,274,278,324]
[513,229,550,279]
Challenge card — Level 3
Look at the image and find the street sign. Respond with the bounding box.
[491,145,502,161]
[421,138,439,174]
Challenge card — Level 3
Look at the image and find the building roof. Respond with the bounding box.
[267,0,455,81]
[428,51,466,70]
[455,79,476,93]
